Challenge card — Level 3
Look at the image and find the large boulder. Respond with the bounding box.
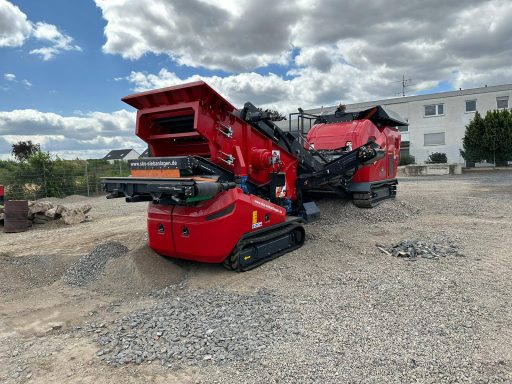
[28,201,54,215]
[23,201,91,226]
[55,204,68,216]
[61,209,87,225]
[33,213,52,224]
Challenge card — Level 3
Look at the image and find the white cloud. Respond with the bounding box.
[99,0,512,97]
[95,0,297,71]
[125,69,291,111]
[0,0,81,60]
[2,72,32,89]
[0,109,144,159]
[29,22,82,60]
[124,66,396,115]
[0,0,31,47]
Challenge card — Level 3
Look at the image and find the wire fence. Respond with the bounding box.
[463,159,512,167]
[0,161,131,201]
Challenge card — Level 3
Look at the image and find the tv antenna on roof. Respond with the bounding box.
[392,75,413,97]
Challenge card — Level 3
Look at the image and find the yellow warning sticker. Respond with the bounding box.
[244,255,251,260]
[252,210,258,224]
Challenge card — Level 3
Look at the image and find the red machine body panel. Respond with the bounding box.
[123,82,299,202]
[147,187,286,263]
[306,120,401,183]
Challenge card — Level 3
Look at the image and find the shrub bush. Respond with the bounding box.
[399,154,416,166]
[427,152,447,163]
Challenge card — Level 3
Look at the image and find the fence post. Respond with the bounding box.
[43,165,48,198]
[94,163,98,194]
[85,161,90,197]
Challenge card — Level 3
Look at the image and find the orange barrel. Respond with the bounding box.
[4,200,29,233]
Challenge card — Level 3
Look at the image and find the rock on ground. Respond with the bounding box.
[64,241,129,287]
[377,239,464,260]
[90,288,298,368]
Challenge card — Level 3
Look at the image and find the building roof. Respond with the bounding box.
[103,149,135,160]
[306,83,512,115]
[139,148,151,158]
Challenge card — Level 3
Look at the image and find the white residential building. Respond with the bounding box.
[103,148,140,164]
[302,84,512,164]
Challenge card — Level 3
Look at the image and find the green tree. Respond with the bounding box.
[11,140,41,162]
[461,109,512,163]
[26,152,88,198]
[0,154,133,200]
[26,151,55,198]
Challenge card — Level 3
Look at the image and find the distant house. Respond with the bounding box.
[139,147,152,158]
[103,149,140,164]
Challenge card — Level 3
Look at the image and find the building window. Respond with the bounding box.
[497,96,509,109]
[400,141,410,155]
[424,104,444,116]
[424,132,445,146]
[397,125,408,132]
[465,100,477,112]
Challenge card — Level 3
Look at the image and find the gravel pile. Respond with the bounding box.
[376,239,464,260]
[89,245,184,297]
[89,288,296,368]
[0,253,67,293]
[64,242,129,286]
[316,198,420,225]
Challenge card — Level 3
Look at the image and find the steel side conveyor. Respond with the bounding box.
[103,176,236,205]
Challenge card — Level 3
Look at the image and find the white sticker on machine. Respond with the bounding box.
[276,183,286,198]
[271,150,280,163]
[252,222,262,229]
[272,150,286,197]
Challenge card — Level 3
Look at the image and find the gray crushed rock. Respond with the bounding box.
[88,288,297,368]
[317,199,420,226]
[376,239,464,260]
[64,241,128,286]
[3,173,512,383]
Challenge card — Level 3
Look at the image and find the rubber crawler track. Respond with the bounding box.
[223,222,305,272]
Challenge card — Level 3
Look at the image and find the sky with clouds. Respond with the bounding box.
[1,0,511,159]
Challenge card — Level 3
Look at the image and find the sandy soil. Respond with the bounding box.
[0,171,511,383]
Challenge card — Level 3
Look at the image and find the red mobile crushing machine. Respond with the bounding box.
[103,81,405,271]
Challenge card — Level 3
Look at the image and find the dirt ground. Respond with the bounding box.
[0,170,511,383]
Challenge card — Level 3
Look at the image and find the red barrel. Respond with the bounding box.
[4,200,29,233]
